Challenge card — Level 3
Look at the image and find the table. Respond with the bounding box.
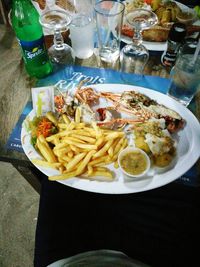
[1,24,200,267]
[0,24,199,193]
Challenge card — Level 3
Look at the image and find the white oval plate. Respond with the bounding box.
[21,84,200,194]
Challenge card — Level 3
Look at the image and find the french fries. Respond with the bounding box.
[36,135,57,163]
[32,114,128,182]
[75,106,81,123]
[31,159,62,169]
[46,111,58,126]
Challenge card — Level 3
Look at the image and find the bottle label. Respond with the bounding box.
[161,51,177,67]
[18,36,48,63]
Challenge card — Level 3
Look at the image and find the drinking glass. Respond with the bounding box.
[94,0,125,64]
[39,10,74,65]
[69,0,95,59]
[167,41,200,107]
[120,9,158,81]
[69,14,94,59]
[72,0,95,15]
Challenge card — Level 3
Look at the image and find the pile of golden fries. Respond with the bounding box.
[32,113,128,181]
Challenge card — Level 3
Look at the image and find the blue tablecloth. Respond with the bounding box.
[36,65,170,94]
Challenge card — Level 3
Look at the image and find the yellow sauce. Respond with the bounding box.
[120,151,148,175]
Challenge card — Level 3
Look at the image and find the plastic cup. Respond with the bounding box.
[94,0,125,63]
[167,41,200,107]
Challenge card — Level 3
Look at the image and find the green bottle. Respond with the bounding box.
[11,0,52,78]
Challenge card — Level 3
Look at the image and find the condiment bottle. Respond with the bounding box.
[11,0,52,78]
[161,23,187,68]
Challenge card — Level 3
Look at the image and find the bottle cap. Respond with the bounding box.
[168,23,187,43]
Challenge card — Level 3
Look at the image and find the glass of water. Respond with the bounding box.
[167,41,200,107]
[69,14,94,59]
[94,0,125,64]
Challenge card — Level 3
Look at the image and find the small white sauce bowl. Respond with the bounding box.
[118,146,151,178]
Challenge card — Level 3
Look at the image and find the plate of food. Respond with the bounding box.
[21,83,200,194]
[121,0,200,51]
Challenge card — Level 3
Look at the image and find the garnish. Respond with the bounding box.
[36,117,57,138]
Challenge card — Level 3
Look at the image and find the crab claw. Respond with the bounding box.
[75,87,100,106]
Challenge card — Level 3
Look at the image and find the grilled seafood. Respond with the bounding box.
[100,91,185,133]
[75,87,100,106]
[55,86,185,133]
[74,89,141,129]
[97,118,141,129]
[54,93,78,117]
[96,107,141,129]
